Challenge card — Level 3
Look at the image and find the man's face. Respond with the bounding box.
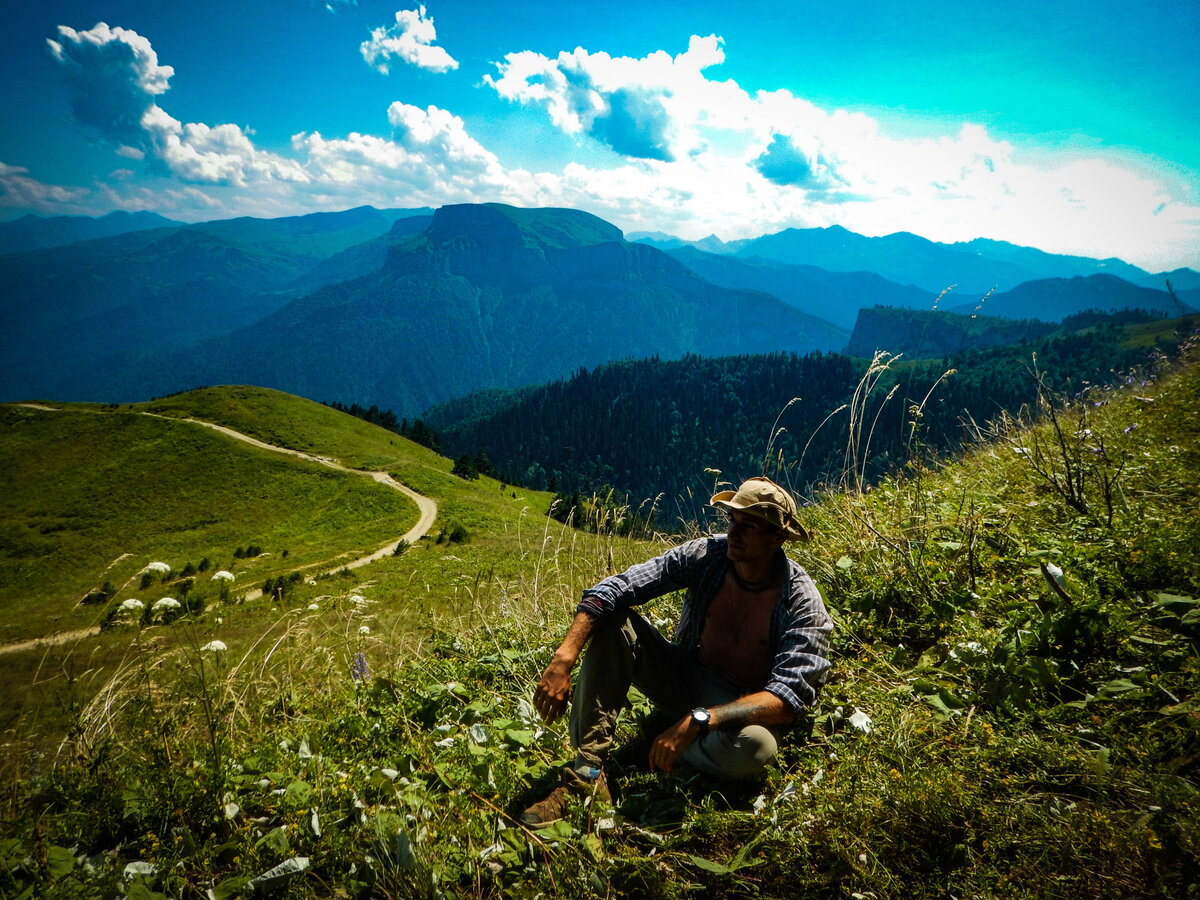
[725,509,787,566]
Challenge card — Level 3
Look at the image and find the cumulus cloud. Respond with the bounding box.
[361,6,458,74]
[46,22,173,151]
[484,35,726,162]
[48,23,308,188]
[293,104,510,206]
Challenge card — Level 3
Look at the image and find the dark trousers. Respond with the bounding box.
[569,611,780,779]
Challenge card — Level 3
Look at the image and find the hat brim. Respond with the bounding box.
[710,492,810,542]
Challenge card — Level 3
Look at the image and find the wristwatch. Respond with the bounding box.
[689,707,711,734]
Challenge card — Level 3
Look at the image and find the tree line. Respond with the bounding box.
[434,317,1188,528]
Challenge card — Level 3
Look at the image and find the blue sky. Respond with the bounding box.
[2,0,1198,271]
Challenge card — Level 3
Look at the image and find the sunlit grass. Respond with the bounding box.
[2,339,1198,897]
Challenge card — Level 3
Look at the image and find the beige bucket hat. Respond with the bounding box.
[710,476,809,541]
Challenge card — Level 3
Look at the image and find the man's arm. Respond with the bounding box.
[648,690,794,773]
[710,690,795,730]
[532,611,596,724]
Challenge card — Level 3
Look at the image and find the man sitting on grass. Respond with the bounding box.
[522,476,833,826]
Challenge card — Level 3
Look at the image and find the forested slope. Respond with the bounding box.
[432,316,1199,519]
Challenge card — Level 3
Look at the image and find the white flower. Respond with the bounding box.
[143,562,170,575]
[216,617,223,625]
[202,640,228,653]
[118,599,145,614]
[349,594,367,605]
[211,570,235,582]
[152,597,181,613]
[308,603,320,611]
[358,625,371,636]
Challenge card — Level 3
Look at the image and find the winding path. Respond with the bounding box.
[0,407,438,656]
[173,416,438,559]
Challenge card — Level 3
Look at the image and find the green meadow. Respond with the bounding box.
[0,402,420,644]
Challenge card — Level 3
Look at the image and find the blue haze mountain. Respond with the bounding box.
[0,206,426,401]
[664,246,932,331]
[952,274,1185,321]
[1,204,844,417]
[0,210,181,254]
[1,202,1192,420]
[637,224,1161,296]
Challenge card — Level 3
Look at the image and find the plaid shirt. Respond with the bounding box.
[578,535,833,712]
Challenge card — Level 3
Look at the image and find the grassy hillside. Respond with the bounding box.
[0,402,419,644]
[3,337,1199,897]
[0,387,569,778]
[141,385,432,470]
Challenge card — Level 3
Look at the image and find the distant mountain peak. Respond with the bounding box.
[429,203,623,252]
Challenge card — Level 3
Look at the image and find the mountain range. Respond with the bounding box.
[2,203,1195,418]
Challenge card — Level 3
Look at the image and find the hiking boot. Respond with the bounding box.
[520,766,610,827]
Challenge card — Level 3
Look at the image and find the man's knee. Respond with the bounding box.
[684,725,779,779]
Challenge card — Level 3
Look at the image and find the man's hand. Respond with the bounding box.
[533,659,573,724]
[648,715,700,773]
[531,611,597,724]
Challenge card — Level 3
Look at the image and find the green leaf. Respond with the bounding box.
[690,855,733,875]
[503,729,535,748]
[255,826,290,856]
[0,837,26,868]
[1150,592,1197,610]
[46,845,75,879]
[1097,678,1140,697]
[539,819,574,841]
[284,780,313,806]
[125,885,168,900]
[582,833,604,863]
[729,832,768,870]
[208,875,250,900]
[835,556,855,571]
[922,693,960,721]
[499,828,526,852]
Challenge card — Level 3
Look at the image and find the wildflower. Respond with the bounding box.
[202,640,228,653]
[151,597,181,613]
[351,652,369,681]
[308,603,320,611]
[1124,423,1138,433]
[358,625,371,636]
[212,570,235,582]
[118,598,145,614]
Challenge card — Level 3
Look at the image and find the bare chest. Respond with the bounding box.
[698,577,777,688]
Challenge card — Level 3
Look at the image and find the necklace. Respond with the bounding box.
[730,564,778,593]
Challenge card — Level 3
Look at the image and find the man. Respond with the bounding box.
[522,476,833,826]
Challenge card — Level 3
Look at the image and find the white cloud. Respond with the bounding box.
[46,22,173,150]
[291,104,514,207]
[28,24,1200,271]
[361,6,458,75]
[48,23,309,189]
[0,162,90,214]
[485,35,725,162]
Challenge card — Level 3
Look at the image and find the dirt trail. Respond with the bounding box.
[171,416,438,553]
[0,406,438,656]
